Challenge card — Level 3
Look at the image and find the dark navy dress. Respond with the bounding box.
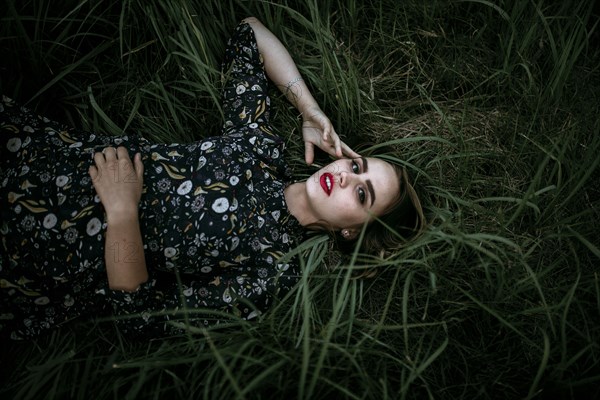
[0,22,303,339]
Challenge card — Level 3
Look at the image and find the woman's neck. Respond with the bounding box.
[284,182,315,228]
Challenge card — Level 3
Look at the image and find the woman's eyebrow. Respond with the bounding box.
[366,180,376,207]
[360,158,376,206]
[361,157,369,172]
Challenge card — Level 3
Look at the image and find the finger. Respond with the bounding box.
[88,165,99,181]
[331,131,342,158]
[102,146,117,161]
[94,151,106,165]
[134,153,144,179]
[322,125,330,141]
[116,146,130,160]
[341,141,360,158]
[304,142,315,165]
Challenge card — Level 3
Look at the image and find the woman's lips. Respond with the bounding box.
[320,173,333,195]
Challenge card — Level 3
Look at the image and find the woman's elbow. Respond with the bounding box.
[242,16,260,26]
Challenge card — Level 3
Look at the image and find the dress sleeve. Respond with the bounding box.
[106,257,299,337]
[221,22,272,132]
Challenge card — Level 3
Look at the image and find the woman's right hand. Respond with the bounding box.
[301,106,359,165]
[89,146,144,221]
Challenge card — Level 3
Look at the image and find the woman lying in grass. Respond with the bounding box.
[0,17,424,340]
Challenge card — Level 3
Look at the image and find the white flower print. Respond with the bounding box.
[43,213,57,229]
[34,296,50,305]
[201,266,212,273]
[229,176,239,186]
[19,165,29,176]
[148,240,159,252]
[64,295,75,307]
[183,287,193,297]
[64,227,78,244]
[211,197,229,213]
[277,263,290,272]
[157,178,171,193]
[230,236,239,251]
[194,233,207,246]
[197,156,207,169]
[86,217,102,236]
[23,125,34,133]
[214,170,225,181]
[253,279,267,295]
[236,84,246,95]
[200,141,213,151]
[257,268,268,278]
[39,229,50,241]
[21,215,36,231]
[80,176,91,187]
[190,195,205,212]
[222,288,232,303]
[78,196,90,208]
[164,247,177,258]
[7,137,22,152]
[249,122,258,129]
[198,287,209,298]
[39,172,51,183]
[247,310,260,320]
[55,175,69,187]
[177,180,192,195]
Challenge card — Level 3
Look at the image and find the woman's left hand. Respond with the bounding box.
[88,146,144,221]
[302,106,359,165]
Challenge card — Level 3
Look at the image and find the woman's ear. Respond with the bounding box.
[341,228,358,241]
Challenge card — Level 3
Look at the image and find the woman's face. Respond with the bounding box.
[305,157,400,231]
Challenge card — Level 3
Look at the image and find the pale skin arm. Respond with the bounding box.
[89,146,147,292]
[243,17,359,164]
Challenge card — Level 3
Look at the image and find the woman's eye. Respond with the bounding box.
[352,160,360,174]
[358,188,365,204]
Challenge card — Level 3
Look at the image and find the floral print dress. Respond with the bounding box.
[0,22,304,339]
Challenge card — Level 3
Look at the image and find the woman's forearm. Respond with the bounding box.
[243,17,319,115]
[89,146,147,292]
[104,212,148,292]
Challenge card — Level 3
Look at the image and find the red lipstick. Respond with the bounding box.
[320,173,333,196]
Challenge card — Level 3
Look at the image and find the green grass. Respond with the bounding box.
[1,0,599,399]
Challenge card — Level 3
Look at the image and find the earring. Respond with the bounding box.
[342,229,350,239]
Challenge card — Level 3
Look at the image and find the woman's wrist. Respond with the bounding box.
[105,207,139,225]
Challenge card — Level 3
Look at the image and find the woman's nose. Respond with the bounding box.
[339,171,351,188]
